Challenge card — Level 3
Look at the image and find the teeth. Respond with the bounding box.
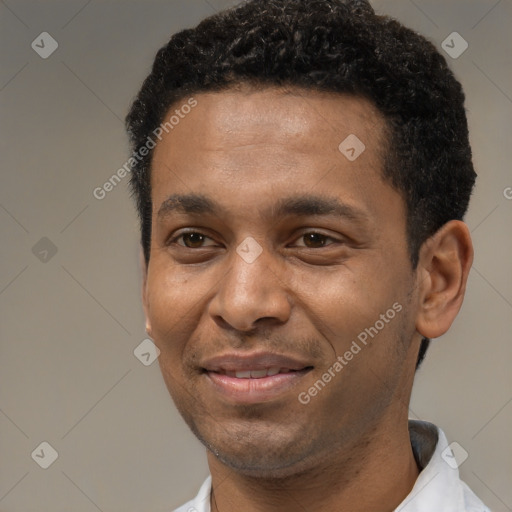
[250,369,268,378]
[225,367,286,379]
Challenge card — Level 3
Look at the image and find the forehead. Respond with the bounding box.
[150,87,394,218]
[155,86,385,152]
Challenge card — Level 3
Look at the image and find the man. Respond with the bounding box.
[125,1,489,510]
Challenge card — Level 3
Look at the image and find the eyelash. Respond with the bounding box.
[168,230,340,249]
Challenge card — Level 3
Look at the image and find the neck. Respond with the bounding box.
[208,418,420,512]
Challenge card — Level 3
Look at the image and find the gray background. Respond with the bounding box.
[0,0,511,510]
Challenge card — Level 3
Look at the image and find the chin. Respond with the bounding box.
[191,419,323,478]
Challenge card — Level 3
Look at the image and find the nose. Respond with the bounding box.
[208,242,292,332]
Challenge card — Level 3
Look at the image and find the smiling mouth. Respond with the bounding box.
[203,366,314,404]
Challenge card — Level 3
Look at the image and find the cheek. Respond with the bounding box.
[300,264,407,378]
[297,263,408,354]
[145,265,205,352]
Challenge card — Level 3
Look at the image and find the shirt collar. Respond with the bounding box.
[397,420,463,511]
[396,420,489,512]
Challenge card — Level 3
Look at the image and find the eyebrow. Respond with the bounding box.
[157,193,369,223]
[157,194,220,219]
[271,195,368,222]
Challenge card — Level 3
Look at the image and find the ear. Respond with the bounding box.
[415,220,473,339]
[140,247,152,337]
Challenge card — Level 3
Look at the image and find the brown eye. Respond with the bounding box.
[179,232,210,248]
[302,233,331,248]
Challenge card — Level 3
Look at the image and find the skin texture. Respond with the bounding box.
[141,87,473,511]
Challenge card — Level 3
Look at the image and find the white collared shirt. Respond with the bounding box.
[173,421,490,512]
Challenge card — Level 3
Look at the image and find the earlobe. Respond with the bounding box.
[415,220,473,339]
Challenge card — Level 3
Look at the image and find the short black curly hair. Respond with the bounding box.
[126,0,476,368]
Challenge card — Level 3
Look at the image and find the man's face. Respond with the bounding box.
[144,88,422,476]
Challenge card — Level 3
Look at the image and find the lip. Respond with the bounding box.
[201,352,314,404]
[201,352,313,372]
